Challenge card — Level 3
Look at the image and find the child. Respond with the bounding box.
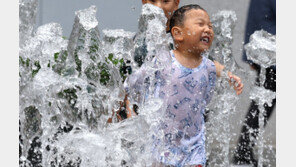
[138,0,239,81]
[113,1,243,118]
[124,4,243,166]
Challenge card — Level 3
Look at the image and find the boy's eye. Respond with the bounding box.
[198,23,204,26]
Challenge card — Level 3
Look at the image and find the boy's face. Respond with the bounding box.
[179,9,214,53]
[142,0,179,21]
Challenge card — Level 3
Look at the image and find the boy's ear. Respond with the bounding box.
[171,26,183,42]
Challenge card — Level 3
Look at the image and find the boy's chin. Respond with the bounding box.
[190,46,210,54]
[200,48,210,53]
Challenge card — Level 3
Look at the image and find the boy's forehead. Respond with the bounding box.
[185,9,210,21]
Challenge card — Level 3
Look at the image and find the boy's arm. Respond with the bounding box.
[123,94,136,118]
[214,60,224,77]
[107,103,123,123]
[214,60,244,95]
[106,94,137,123]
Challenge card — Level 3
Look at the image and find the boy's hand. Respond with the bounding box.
[228,72,243,95]
[107,109,123,123]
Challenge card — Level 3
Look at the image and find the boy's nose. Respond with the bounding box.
[204,26,212,34]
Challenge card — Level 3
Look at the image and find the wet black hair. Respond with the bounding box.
[169,4,206,34]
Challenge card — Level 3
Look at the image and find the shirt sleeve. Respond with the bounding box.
[205,61,217,105]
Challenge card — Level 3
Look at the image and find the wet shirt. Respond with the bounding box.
[124,50,216,166]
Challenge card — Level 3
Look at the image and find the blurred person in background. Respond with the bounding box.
[232,0,276,166]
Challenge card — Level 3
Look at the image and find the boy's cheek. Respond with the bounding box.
[210,35,214,44]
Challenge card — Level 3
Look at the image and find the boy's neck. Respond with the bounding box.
[173,49,203,69]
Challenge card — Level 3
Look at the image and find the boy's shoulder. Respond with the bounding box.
[202,56,216,73]
[203,56,215,66]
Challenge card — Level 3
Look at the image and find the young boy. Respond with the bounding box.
[124,4,243,166]
[139,0,239,81]
[114,1,243,119]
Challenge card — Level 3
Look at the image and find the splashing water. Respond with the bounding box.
[205,11,240,167]
[19,3,171,167]
[208,10,237,71]
[245,30,276,69]
[19,2,275,167]
[19,0,38,47]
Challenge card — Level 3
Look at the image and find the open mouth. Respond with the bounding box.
[200,36,210,43]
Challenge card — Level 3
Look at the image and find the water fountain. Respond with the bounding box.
[19,1,276,166]
[204,10,240,167]
[19,2,172,166]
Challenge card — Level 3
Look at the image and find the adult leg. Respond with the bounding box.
[233,67,276,165]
